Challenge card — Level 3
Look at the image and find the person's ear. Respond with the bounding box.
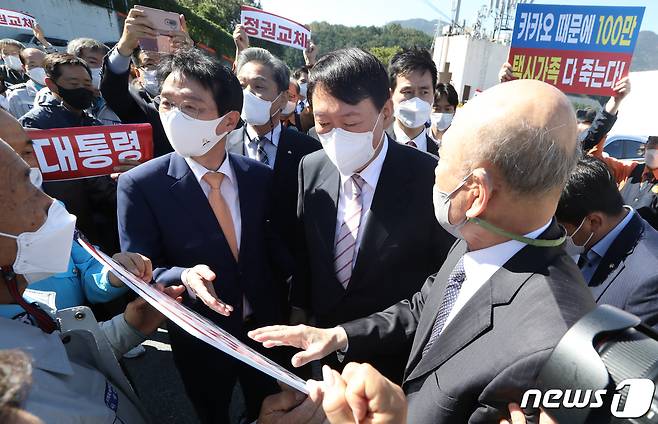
[44,77,58,94]
[216,110,241,135]
[585,212,604,237]
[381,98,394,128]
[465,168,491,219]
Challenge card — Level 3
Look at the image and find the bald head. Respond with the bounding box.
[20,48,46,70]
[0,109,37,168]
[446,79,578,196]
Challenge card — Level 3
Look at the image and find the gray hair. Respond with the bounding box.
[67,38,108,57]
[0,39,25,51]
[235,47,290,93]
[469,121,581,196]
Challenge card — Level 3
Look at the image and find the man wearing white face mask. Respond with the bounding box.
[387,47,439,156]
[556,155,658,331]
[117,49,290,423]
[281,48,453,383]
[0,39,29,86]
[228,47,320,253]
[6,48,47,119]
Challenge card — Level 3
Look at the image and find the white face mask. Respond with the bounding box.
[563,217,594,258]
[241,89,281,126]
[27,67,47,86]
[318,112,382,176]
[142,69,159,96]
[433,172,473,239]
[29,168,43,189]
[394,97,432,129]
[90,67,102,89]
[431,112,454,132]
[160,108,229,158]
[645,149,658,169]
[282,100,296,115]
[298,82,308,98]
[0,201,76,284]
[3,54,22,71]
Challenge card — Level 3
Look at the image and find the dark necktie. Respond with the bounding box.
[422,258,466,356]
[255,136,270,166]
[406,140,418,148]
[1,266,57,333]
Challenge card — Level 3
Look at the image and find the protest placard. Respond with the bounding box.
[75,234,309,394]
[241,5,310,50]
[508,4,645,95]
[27,124,153,181]
[0,7,36,30]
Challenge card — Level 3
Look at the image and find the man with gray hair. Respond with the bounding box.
[228,46,320,254]
[250,78,597,423]
[0,39,28,86]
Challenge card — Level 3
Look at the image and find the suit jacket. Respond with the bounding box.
[342,221,597,423]
[117,152,284,335]
[226,126,321,253]
[386,129,439,157]
[293,140,454,381]
[588,211,658,330]
[100,51,172,158]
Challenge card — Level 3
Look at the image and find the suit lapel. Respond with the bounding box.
[274,128,294,170]
[229,154,254,265]
[426,134,439,156]
[589,212,644,301]
[310,158,341,262]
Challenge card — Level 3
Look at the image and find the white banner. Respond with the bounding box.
[0,8,36,30]
[240,6,310,51]
[76,235,308,394]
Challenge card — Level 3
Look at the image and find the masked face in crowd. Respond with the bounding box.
[78,47,106,90]
[238,61,287,126]
[136,50,161,97]
[312,83,392,176]
[646,145,658,170]
[281,81,300,117]
[431,95,456,132]
[1,45,23,72]
[158,71,239,158]
[45,64,95,111]
[296,71,309,100]
[391,70,434,130]
[21,48,47,87]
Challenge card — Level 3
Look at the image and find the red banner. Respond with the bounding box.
[0,7,36,30]
[27,124,153,181]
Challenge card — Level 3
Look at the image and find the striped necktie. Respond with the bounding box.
[334,174,365,288]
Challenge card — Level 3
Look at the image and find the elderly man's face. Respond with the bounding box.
[238,61,286,115]
[78,47,105,68]
[0,141,53,301]
[21,48,46,71]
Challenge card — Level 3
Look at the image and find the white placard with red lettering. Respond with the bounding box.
[27,124,153,181]
[75,235,309,394]
[0,7,36,30]
[240,5,310,51]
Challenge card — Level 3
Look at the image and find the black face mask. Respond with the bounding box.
[55,84,94,110]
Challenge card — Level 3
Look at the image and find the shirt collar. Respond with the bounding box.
[339,134,389,191]
[246,122,282,147]
[590,206,634,259]
[463,220,552,284]
[184,154,235,186]
[392,120,427,144]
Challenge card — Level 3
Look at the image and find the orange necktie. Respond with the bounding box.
[203,172,239,261]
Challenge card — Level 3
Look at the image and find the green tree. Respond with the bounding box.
[369,46,402,66]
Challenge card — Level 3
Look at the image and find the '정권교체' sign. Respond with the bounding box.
[508,4,645,96]
[240,5,310,51]
[0,7,36,30]
[27,124,153,181]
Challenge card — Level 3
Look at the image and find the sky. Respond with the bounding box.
[259,0,658,34]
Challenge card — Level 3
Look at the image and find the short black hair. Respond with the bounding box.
[556,156,625,225]
[576,107,597,124]
[43,53,91,81]
[309,48,389,110]
[647,136,658,148]
[292,66,309,80]
[389,47,437,91]
[158,48,243,116]
[434,83,459,108]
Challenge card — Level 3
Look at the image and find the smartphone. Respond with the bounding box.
[134,5,181,53]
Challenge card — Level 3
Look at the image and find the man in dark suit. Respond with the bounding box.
[117,49,284,423]
[250,78,597,423]
[386,47,439,156]
[229,47,321,253]
[556,155,658,330]
[286,48,453,383]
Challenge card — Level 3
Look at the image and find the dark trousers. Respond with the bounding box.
[168,319,279,424]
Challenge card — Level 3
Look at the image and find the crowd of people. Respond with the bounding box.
[0,6,657,424]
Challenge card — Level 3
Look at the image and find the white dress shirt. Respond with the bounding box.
[392,121,428,152]
[244,123,282,167]
[442,220,553,331]
[334,136,389,261]
[184,156,242,247]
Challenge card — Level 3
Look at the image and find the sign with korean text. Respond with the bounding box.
[240,5,310,51]
[0,7,36,30]
[508,4,645,95]
[27,124,153,181]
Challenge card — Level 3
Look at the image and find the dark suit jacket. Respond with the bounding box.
[117,152,284,335]
[226,126,321,253]
[386,130,439,157]
[342,221,597,423]
[588,211,658,330]
[293,139,454,381]
[100,50,172,158]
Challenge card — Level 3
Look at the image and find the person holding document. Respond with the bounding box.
[250,76,597,423]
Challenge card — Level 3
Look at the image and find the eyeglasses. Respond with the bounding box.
[157,96,203,120]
